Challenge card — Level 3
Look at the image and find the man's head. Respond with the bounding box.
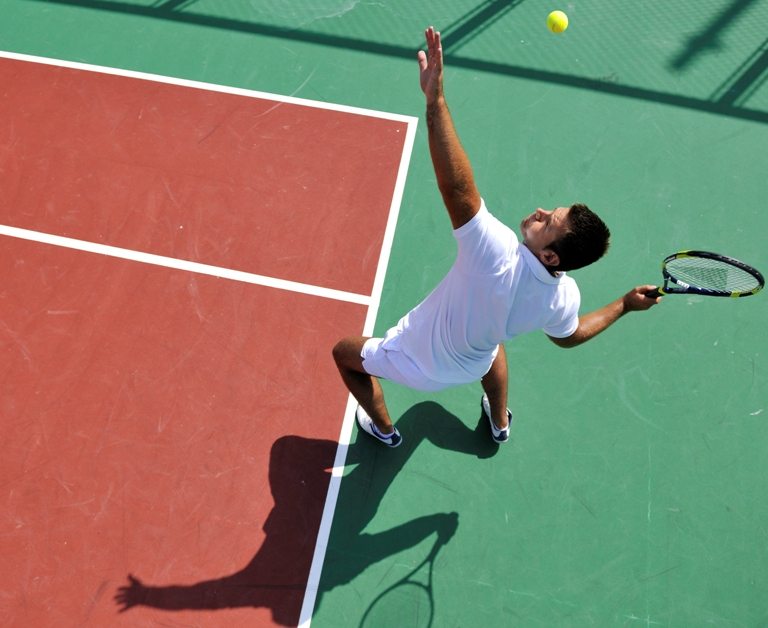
[520,203,610,273]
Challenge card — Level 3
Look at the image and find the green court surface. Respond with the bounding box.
[3,1,767,626]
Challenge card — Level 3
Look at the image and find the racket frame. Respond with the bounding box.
[654,249,764,298]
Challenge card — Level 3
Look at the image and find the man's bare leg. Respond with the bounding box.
[480,344,510,429]
[332,336,395,434]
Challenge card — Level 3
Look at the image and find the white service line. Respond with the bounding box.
[0,224,372,305]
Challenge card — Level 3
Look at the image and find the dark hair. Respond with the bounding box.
[548,203,610,272]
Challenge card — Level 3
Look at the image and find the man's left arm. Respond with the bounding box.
[548,285,659,349]
[418,26,481,230]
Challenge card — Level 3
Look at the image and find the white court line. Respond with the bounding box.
[0,224,372,305]
[297,102,418,628]
[0,50,419,309]
[0,49,415,124]
[0,49,419,625]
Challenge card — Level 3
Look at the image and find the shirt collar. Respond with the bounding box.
[519,243,567,284]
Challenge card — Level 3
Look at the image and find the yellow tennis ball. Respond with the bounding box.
[546,10,568,34]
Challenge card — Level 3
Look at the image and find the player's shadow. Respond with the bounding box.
[114,401,496,625]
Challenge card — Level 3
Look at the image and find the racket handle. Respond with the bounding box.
[645,288,661,299]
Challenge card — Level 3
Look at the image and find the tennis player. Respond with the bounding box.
[333,26,660,447]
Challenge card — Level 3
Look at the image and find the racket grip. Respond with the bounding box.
[645,288,661,299]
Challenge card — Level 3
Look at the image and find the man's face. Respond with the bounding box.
[520,206,571,266]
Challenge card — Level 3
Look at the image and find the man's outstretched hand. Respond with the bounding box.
[418,26,444,105]
[624,285,662,312]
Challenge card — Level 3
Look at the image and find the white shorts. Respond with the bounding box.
[360,337,450,392]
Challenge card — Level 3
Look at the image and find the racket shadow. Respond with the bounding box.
[322,401,497,625]
[113,402,487,625]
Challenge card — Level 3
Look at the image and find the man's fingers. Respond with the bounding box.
[425,26,441,49]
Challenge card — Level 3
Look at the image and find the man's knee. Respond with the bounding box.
[332,337,366,370]
[332,338,348,366]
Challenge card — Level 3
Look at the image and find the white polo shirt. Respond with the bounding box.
[378,201,580,385]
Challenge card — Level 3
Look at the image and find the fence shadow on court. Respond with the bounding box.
[114,401,496,625]
[26,0,768,124]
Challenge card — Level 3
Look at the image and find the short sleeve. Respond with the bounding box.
[542,282,581,338]
[453,199,517,275]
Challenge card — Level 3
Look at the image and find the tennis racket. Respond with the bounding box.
[358,534,447,628]
[647,250,764,298]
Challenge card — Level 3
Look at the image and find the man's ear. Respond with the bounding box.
[539,248,560,268]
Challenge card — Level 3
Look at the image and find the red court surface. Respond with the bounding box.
[0,56,409,296]
[0,56,414,626]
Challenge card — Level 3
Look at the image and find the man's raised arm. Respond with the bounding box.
[418,26,481,230]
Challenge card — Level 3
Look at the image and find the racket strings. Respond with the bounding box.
[667,257,761,292]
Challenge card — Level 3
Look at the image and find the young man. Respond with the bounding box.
[333,27,659,447]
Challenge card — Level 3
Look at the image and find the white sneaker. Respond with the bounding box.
[481,394,511,443]
[356,406,402,448]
